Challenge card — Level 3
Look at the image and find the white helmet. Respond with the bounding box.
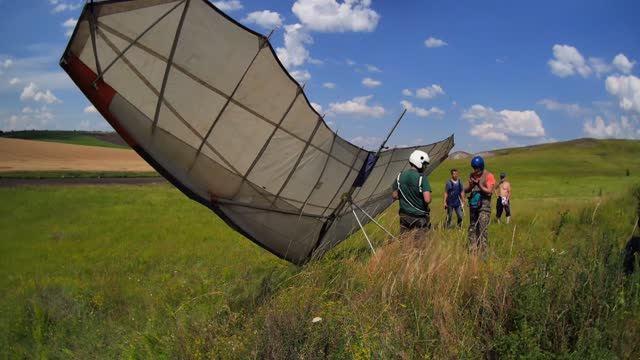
[409,150,430,170]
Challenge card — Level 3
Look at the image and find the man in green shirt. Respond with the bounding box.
[392,150,432,234]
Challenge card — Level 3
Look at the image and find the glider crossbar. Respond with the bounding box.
[152,0,191,133]
[92,0,186,87]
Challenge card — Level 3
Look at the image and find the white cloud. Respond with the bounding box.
[62,18,77,37]
[350,135,381,149]
[469,122,509,142]
[212,0,243,12]
[401,89,413,96]
[424,37,447,48]
[291,0,380,32]
[78,118,110,131]
[308,58,324,65]
[583,115,639,139]
[20,82,61,104]
[84,105,98,114]
[365,64,381,72]
[605,75,640,113]
[0,50,73,93]
[362,77,382,88]
[401,100,444,118]
[612,53,636,74]
[548,44,592,78]
[310,102,323,113]
[49,0,82,14]
[415,84,445,99]
[322,82,336,89]
[290,69,311,83]
[243,10,283,29]
[538,98,589,117]
[2,106,54,131]
[588,57,612,77]
[8,78,20,86]
[276,23,312,68]
[463,104,545,142]
[329,95,385,118]
[346,59,356,66]
[1,58,13,69]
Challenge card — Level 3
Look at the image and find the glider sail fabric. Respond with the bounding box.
[61,0,455,264]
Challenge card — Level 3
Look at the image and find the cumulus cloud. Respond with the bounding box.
[243,10,283,29]
[549,45,635,78]
[2,106,54,131]
[605,75,640,113]
[350,135,382,149]
[322,82,336,89]
[362,77,381,88]
[329,95,385,118]
[276,23,312,68]
[463,104,545,142]
[583,115,640,139]
[401,100,444,118]
[401,85,444,99]
[1,58,13,69]
[416,84,445,99]
[8,78,20,86]
[310,102,323,113]
[612,53,636,74]
[290,69,311,83]
[588,57,612,77]
[211,0,243,11]
[291,0,380,32]
[49,0,82,14]
[62,18,77,37]
[365,64,381,72]
[548,44,592,78]
[538,98,590,117]
[424,37,447,48]
[20,82,61,104]
[84,105,98,114]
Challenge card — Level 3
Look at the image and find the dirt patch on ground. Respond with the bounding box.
[0,138,154,172]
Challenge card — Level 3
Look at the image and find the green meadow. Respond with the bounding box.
[1,139,640,358]
[0,130,127,149]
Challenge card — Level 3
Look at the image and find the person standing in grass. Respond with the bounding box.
[444,169,465,228]
[392,150,432,235]
[464,156,496,254]
[495,172,512,224]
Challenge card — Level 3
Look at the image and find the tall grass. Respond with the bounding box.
[249,187,640,359]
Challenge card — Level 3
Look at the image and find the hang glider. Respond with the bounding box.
[61,0,454,265]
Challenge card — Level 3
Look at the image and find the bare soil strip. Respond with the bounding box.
[0,138,154,172]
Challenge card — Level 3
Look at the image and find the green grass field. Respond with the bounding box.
[0,130,127,148]
[1,139,640,358]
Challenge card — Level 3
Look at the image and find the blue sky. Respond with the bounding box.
[0,0,639,152]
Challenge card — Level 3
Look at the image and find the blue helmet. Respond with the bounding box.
[471,156,485,170]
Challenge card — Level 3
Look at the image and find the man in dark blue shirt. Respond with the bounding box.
[444,168,465,228]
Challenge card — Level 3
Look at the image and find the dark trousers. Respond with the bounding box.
[399,213,431,234]
[624,236,640,274]
[446,205,463,227]
[496,197,511,218]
